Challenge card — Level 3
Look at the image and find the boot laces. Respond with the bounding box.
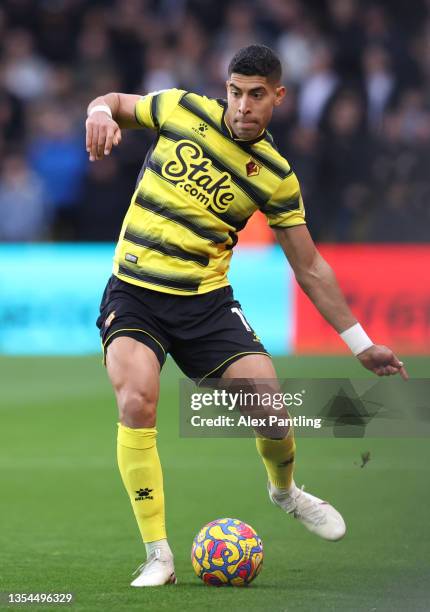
[290,485,327,526]
[132,549,161,577]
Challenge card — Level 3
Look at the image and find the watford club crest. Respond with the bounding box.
[246,158,261,177]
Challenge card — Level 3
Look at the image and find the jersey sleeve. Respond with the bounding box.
[262,171,306,228]
[134,88,186,130]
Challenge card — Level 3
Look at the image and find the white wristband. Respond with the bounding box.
[88,104,112,118]
[340,323,373,356]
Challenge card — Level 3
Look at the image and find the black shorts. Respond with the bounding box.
[96,275,269,383]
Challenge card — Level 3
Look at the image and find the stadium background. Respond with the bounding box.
[1,1,429,611]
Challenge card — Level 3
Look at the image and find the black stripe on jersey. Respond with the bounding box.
[145,157,244,233]
[134,103,143,127]
[238,144,293,180]
[261,196,301,215]
[179,95,221,135]
[160,128,267,208]
[135,139,159,190]
[118,264,201,292]
[124,229,209,267]
[150,94,160,128]
[146,157,177,186]
[264,132,276,147]
[134,192,227,245]
[226,229,239,251]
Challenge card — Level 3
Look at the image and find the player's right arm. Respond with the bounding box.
[86,93,141,162]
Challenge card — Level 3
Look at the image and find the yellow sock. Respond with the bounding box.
[256,430,296,489]
[117,423,166,542]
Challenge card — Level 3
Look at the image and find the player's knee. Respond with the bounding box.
[117,387,157,428]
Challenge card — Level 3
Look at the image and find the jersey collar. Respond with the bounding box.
[218,99,267,146]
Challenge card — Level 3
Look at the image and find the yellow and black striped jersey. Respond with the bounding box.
[113,88,306,295]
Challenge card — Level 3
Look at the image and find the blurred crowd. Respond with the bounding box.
[0,0,429,243]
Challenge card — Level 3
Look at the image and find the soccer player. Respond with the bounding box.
[86,45,408,587]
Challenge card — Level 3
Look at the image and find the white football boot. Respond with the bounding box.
[268,480,346,541]
[130,549,177,587]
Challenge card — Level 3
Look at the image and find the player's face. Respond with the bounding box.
[225,73,286,140]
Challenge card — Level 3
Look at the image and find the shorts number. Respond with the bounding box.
[231,307,252,332]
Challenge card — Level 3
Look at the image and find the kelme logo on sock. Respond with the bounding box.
[135,487,154,501]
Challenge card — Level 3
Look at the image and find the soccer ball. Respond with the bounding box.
[191,518,263,587]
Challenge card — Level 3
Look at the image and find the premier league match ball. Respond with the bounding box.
[191,518,263,586]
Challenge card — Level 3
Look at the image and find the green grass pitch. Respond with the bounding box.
[0,355,429,611]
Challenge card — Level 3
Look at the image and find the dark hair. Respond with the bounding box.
[228,45,282,83]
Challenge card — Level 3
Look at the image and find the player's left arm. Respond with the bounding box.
[274,224,409,380]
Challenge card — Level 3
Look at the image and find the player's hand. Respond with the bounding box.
[85,112,122,161]
[357,344,409,380]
